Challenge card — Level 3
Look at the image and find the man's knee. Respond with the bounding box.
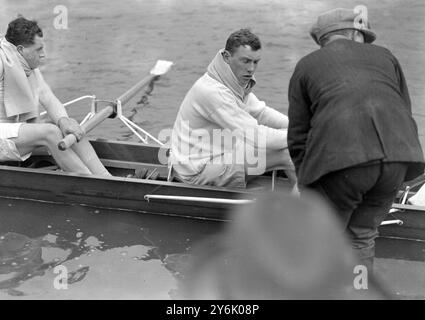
[13,123,61,149]
[39,124,63,145]
[264,148,294,172]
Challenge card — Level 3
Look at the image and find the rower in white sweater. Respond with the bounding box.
[169,29,296,189]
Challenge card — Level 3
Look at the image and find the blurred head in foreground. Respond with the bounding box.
[181,191,390,299]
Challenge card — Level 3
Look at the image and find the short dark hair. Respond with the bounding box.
[5,17,43,47]
[225,28,261,54]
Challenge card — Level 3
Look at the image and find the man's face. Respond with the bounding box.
[223,45,261,87]
[17,35,46,69]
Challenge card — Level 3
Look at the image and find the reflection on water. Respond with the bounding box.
[0,198,221,299]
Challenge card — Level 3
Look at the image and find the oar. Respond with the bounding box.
[58,60,173,150]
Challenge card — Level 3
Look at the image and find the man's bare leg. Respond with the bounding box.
[71,139,111,176]
[28,117,110,175]
[12,123,91,174]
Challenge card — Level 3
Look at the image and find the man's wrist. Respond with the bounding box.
[57,116,69,126]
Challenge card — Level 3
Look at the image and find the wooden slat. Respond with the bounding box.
[100,159,168,176]
[90,139,166,164]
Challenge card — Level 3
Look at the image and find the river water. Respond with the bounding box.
[0,197,221,299]
[1,0,424,144]
[0,0,424,299]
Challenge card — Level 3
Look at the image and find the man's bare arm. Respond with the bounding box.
[38,70,84,140]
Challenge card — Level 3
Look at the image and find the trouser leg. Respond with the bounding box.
[308,162,408,275]
[346,163,408,273]
[246,147,297,188]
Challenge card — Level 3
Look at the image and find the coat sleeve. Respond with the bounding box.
[393,56,412,113]
[287,65,312,174]
[245,93,289,129]
[200,88,288,150]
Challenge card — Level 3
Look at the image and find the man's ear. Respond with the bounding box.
[16,45,25,55]
[222,50,231,64]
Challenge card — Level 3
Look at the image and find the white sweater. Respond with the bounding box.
[169,72,289,176]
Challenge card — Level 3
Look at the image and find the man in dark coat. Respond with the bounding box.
[287,7,425,273]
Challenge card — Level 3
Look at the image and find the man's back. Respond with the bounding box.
[288,39,424,185]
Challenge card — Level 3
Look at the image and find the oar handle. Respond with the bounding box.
[58,105,115,150]
[58,133,78,151]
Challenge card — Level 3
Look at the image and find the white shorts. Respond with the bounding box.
[0,122,31,161]
[173,157,246,189]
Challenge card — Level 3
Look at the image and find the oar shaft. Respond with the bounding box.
[117,74,157,105]
[80,105,115,132]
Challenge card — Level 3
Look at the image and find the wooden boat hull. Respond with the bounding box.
[0,166,258,222]
[0,139,424,262]
[0,139,258,221]
[377,206,425,261]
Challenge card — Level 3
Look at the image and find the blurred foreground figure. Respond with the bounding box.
[180,192,391,299]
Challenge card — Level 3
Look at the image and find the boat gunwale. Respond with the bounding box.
[0,161,254,195]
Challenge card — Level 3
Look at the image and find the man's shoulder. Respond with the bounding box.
[366,42,395,57]
[334,40,394,60]
[294,48,323,70]
[190,73,234,100]
[297,41,395,65]
[193,73,228,89]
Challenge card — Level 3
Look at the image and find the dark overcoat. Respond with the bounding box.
[288,39,424,186]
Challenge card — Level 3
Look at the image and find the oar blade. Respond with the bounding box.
[150,60,173,76]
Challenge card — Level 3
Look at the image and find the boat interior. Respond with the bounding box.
[0,140,293,192]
